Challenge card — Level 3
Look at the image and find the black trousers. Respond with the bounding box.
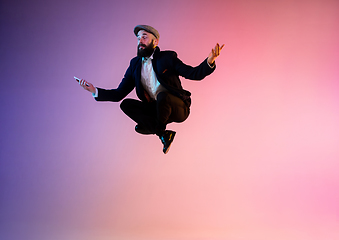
[120,92,190,135]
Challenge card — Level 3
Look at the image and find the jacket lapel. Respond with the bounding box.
[151,47,160,77]
[134,57,148,101]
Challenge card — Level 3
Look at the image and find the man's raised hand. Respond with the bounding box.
[207,43,224,65]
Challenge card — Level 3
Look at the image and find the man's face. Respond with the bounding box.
[137,30,158,57]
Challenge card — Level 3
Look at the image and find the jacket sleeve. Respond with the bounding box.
[173,53,216,80]
[95,60,135,102]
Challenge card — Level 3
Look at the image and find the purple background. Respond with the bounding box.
[1,0,339,239]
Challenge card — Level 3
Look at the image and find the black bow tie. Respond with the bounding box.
[143,57,152,63]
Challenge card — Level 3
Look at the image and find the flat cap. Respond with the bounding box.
[134,25,160,39]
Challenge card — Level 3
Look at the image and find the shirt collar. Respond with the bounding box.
[142,51,154,62]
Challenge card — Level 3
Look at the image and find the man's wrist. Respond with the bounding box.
[92,87,98,98]
[207,59,216,68]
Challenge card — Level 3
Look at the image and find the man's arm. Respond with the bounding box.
[173,43,224,80]
[77,60,136,102]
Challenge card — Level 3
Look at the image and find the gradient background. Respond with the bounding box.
[1,0,339,239]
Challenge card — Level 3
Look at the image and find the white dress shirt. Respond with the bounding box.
[141,53,167,100]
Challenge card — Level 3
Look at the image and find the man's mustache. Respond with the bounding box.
[138,43,147,48]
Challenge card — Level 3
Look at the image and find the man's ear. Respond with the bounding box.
[153,38,159,47]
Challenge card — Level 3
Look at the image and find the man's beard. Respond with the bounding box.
[137,41,155,58]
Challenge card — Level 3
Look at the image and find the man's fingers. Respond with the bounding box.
[213,43,225,57]
[216,43,225,49]
[215,45,220,56]
[80,79,88,88]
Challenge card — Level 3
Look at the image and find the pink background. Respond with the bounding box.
[1,0,339,239]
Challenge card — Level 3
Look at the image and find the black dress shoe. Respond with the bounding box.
[135,125,154,135]
[159,130,176,154]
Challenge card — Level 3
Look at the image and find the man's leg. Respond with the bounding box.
[120,94,190,153]
[156,92,190,153]
[156,91,190,134]
[120,99,157,134]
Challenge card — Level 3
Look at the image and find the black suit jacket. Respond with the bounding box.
[95,46,216,107]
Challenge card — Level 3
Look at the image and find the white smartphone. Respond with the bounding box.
[74,76,89,86]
